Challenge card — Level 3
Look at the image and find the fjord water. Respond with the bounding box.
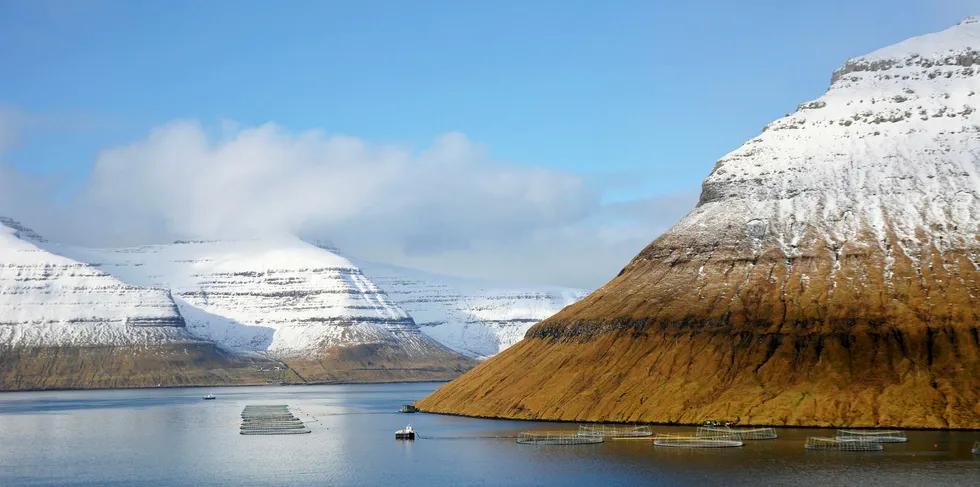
[0,383,977,487]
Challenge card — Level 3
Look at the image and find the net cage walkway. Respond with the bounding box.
[517,431,604,445]
[835,430,908,443]
[805,437,883,451]
[577,425,653,438]
[240,405,311,436]
[417,435,520,441]
[653,434,744,448]
[696,426,778,440]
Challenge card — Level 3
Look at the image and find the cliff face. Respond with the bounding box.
[62,238,476,383]
[356,260,587,358]
[417,18,980,429]
[0,219,472,389]
[0,218,276,390]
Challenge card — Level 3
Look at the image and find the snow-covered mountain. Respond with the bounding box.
[1,220,476,388]
[0,218,268,390]
[417,17,980,429]
[60,238,464,362]
[695,15,980,259]
[356,260,587,357]
[0,217,190,347]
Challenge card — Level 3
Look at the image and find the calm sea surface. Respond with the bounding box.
[0,383,978,486]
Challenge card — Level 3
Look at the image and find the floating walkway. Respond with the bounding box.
[577,425,653,438]
[653,434,743,448]
[836,429,908,443]
[240,405,311,435]
[696,426,778,440]
[517,431,603,445]
[805,437,882,451]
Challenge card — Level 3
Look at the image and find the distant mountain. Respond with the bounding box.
[60,238,476,383]
[355,260,587,358]
[0,218,269,390]
[418,17,980,429]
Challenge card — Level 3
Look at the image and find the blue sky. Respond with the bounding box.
[0,0,975,287]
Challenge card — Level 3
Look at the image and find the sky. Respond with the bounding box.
[0,0,975,289]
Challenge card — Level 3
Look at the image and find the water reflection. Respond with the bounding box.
[0,383,978,487]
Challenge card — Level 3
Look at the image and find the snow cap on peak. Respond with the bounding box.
[0,217,46,243]
[855,16,980,62]
[830,17,980,84]
[304,238,342,255]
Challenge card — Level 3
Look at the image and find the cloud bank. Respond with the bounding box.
[0,118,698,288]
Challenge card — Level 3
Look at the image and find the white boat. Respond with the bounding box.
[395,424,415,440]
[203,394,216,400]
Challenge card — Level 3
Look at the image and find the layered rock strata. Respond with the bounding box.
[417,18,980,429]
[64,238,476,382]
[356,260,587,358]
[0,218,273,390]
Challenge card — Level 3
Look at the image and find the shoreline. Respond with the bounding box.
[0,379,452,395]
[413,409,980,432]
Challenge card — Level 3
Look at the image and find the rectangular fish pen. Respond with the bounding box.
[241,428,311,435]
[240,405,311,435]
[835,430,908,443]
[577,425,653,438]
[653,434,743,448]
[517,431,604,445]
[696,426,778,440]
[805,437,883,451]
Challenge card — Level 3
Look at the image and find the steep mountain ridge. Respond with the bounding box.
[355,260,587,358]
[59,238,476,383]
[0,219,271,390]
[417,18,980,429]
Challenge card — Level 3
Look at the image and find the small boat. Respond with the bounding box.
[395,424,415,440]
[400,404,419,413]
[203,394,216,400]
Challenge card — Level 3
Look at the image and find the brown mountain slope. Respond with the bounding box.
[0,343,292,391]
[0,340,474,391]
[285,341,478,383]
[416,19,980,429]
[417,232,980,428]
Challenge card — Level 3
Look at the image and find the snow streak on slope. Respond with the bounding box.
[691,16,980,272]
[60,238,451,358]
[356,260,587,357]
[415,17,980,429]
[0,218,191,347]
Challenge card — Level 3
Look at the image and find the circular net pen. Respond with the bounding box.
[805,437,883,451]
[653,434,743,448]
[577,425,653,438]
[835,429,907,443]
[696,426,778,440]
[517,431,604,445]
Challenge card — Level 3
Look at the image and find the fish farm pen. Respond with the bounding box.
[805,437,883,451]
[577,425,653,438]
[517,431,604,445]
[835,430,908,443]
[653,434,743,448]
[240,405,311,435]
[696,426,778,440]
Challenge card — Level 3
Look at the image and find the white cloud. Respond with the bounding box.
[0,109,56,224]
[2,118,700,289]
